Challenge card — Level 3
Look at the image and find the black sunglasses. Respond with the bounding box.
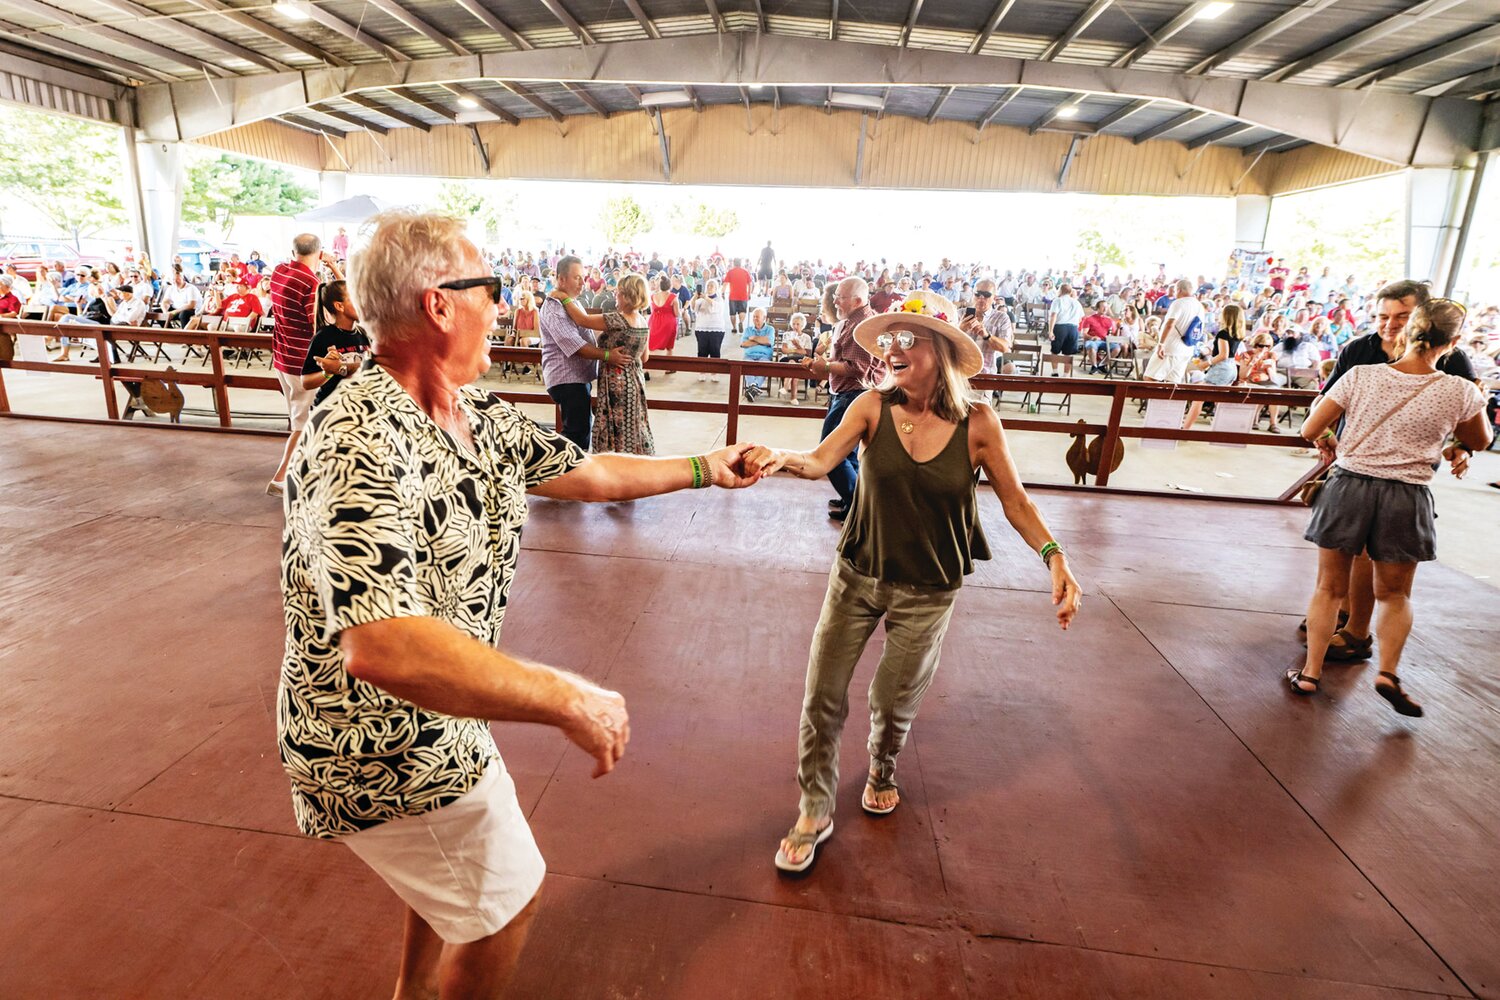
[438,276,505,304]
[974,290,994,298]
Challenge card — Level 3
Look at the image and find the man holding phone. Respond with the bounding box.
[959,278,1013,373]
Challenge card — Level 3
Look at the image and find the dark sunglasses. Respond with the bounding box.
[974,290,994,298]
[437,276,505,304]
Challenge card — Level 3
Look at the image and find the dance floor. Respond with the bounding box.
[2,417,1498,1000]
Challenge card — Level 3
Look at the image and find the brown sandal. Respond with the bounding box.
[1375,672,1423,718]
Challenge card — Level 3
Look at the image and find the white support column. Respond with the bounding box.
[1233,194,1272,252]
[1405,165,1472,286]
[318,170,348,204]
[134,138,184,273]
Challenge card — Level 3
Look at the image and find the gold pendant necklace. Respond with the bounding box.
[899,419,915,434]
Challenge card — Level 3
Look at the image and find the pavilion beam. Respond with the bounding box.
[1433,66,1500,99]
[1040,0,1114,62]
[134,34,1483,166]
[539,0,595,45]
[898,0,923,48]
[364,0,470,56]
[1344,22,1500,88]
[443,84,520,124]
[450,0,531,51]
[1113,2,1211,68]
[497,80,564,122]
[0,16,174,82]
[1029,93,1086,134]
[925,85,954,124]
[467,124,490,172]
[976,85,1021,132]
[179,0,352,68]
[704,0,725,33]
[1058,134,1085,186]
[1188,0,1341,75]
[0,0,228,75]
[1093,97,1153,130]
[311,105,391,134]
[281,113,347,137]
[968,0,1018,55]
[829,0,837,40]
[1185,121,1256,148]
[653,108,671,180]
[89,0,286,72]
[344,91,431,130]
[302,5,408,62]
[1241,134,1300,156]
[561,82,610,116]
[620,0,660,38]
[1132,108,1208,143]
[1261,0,1469,82]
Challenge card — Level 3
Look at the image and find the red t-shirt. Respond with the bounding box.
[1080,314,1116,340]
[724,267,752,301]
[221,292,264,319]
[0,292,21,314]
[269,261,317,374]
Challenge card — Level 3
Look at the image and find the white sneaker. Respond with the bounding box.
[789,396,800,406]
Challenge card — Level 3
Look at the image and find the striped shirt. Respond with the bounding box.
[270,261,318,375]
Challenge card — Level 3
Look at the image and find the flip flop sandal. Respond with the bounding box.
[774,820,834,873]
[1323,628,1373,663]
[862,777,899,816]
[1375,672,1424,718]
[1286,668,1320,695]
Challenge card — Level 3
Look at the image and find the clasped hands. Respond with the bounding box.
[701,443,787,487]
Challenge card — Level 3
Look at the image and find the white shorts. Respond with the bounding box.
[340,763,546,944]
[1144,349,1189,383]
[275,368,315,431]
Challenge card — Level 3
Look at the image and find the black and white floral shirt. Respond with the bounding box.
[278,363,585,839]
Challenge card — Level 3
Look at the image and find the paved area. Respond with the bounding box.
[1,419,1497,998]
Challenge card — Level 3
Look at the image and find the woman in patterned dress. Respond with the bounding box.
[552,273,655,454]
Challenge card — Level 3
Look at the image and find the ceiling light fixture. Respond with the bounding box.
[272,0,311,20]
[827,91,884,111]
[1055,105,1080,118]
[639,90,694,107]
[1195,2,1233,20]
[456,96,479,109]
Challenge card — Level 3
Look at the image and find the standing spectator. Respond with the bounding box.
[299,279,368,407]
[331,226,349,261]
[540,255,626,450]
[267,233,341,496]
[801,277,881,521]
[1183,303,1245,427]
[1046,283,1084,356]
[245,250,268,276]
[550,274,655,454]
[693,278,730,383]
[165,268,203,328]
[647,275,680,366]
[757,241,776,297]
[1144,278,1204,384]
[724,258,753,335]
[1290,299,1490,713]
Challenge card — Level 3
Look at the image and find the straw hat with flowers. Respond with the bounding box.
[853,290,984,378]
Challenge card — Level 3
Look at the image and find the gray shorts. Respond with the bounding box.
[1304,467,1437,563]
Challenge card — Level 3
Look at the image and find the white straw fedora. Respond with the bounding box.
[853,290,984,378]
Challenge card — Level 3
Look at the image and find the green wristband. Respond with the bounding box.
[1039,541,1061,565]
[603,348,610,363]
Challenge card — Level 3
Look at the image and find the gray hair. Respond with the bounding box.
[1175,278,1194,296]
[838,276,869,302]
[292,232,321,257]
[348,210,472,345]
[557,255,583,281]
[0,276,11,288]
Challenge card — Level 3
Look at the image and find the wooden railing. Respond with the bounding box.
[1,319,1329,504]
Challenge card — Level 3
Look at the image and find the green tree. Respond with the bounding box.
[1076,228,1127,270]
[599,195,652,246]
[0,107,126,246]
[434,182,515,241]
[669,200,739,240]
[182,153,313,238]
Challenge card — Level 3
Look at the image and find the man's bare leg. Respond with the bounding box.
[438,890,542,1000]
[394,907,444,1000]
[271,428,301,487]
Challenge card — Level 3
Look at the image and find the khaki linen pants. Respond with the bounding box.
[797,558,960,821]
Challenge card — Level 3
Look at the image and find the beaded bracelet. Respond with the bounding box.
[1039,541,1061,565]
[688,455,710,489]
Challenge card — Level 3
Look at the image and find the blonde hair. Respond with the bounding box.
[348,210,471,345]
[1404,298,1466,351]
[518,292,535,310]
[616,273,648,313]
[873,325,981,424]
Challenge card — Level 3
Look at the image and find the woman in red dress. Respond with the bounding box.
[647,275,681,365]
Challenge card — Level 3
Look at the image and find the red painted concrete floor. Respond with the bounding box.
[2,417,1498,999]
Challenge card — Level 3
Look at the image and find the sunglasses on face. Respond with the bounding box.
[437,276,505,304]
[876,330,926,350]
[974,290,994,299]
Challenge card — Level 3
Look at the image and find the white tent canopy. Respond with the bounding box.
[295,195,389,224]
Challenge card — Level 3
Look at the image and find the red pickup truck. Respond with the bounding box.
[1,240,112,282]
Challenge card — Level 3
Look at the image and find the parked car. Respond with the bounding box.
[0,241,111,282]
[176,238,236,274]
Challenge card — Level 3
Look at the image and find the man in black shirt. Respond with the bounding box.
[1308,278,1474,662]
[757,241,776,297]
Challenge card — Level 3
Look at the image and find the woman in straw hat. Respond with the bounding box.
[744,291,1083,873]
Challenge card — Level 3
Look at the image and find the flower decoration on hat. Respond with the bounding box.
[899,295,948,322]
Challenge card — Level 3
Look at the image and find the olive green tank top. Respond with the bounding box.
[837,399,991,590]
